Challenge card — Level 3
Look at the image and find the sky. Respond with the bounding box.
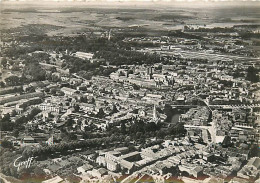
[0,0,259,2]
[0,0,259,10]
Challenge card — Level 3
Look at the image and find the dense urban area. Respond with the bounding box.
[0,2,259,183]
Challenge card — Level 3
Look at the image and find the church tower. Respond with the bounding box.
[108,29,111,41]
[153,104,158,122]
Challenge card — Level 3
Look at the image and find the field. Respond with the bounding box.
[0,1,259,36]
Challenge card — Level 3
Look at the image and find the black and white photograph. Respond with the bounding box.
[0,0,259,182]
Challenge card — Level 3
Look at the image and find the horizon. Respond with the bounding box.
[1,0,260,10]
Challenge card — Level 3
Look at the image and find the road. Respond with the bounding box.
[0,173,11,183]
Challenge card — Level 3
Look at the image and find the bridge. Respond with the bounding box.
[169,96,213,112]
[209,104,260,109]
[170,104,260,110]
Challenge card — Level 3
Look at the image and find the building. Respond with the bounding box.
[179,165,204,178]
[180,106,210,126]
[73,52,94,60]
[77,164,93,174]
[21,136,38,147]
[61,87,77,96]
[38,103,62,113]
[0,92,44,105]
[237,157,260,180]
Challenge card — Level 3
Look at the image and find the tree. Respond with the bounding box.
[128,145,136,152]
[1,140,13,148]
[68,133,77,141]
[246,66,259,83]
[132,84,140,90]
[23,62,46,81]
[163,104,178,122]
[12,129,19,138]
[1,57,7,68]
[222,136,232,148]
[74,104,80,112]
[11,110,17,117]
[31,108,41,116]
[145,122,157,132]
[0,121,14,131]
[33,167,46,178]
[121,122,126,134]
[66,118,74,127]
[2,113,11,122]
[233,70,244,78]
[11,64,20,71]
[5,76,21,86]
[168,122,186,137]
[50,66,57,73]
[110,104,118,114]
[15,116,28,125]
[89,97,95,104]
[0,114,14,131]
[156,130,166,139]
[0,81,5,88]
[80,96,88,103]
[136,132,142,140]
[96,108,105,118]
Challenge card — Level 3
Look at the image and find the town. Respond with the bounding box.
[0,2,260,183]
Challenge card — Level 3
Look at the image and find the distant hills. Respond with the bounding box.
[1,0,259,2]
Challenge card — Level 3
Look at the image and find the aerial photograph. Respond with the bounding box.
[0,0,259,182]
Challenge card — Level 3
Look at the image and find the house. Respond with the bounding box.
[91,168,108,178]
[119,159,136,174]
[114,147,129,154]
[21,136,38,146]
[179,165,203,178]
[247,157,260,169]
[61,87,77,96]
[38,103,62,113]
[0,92,44,105]
[203,153,215,162]
[120,151,141,162]
[152,161,177,175]
[77,164,93,174]
[106,159,119,172]
[237,157,260,180]
[105,151,120,162]
[73,52,94,60]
